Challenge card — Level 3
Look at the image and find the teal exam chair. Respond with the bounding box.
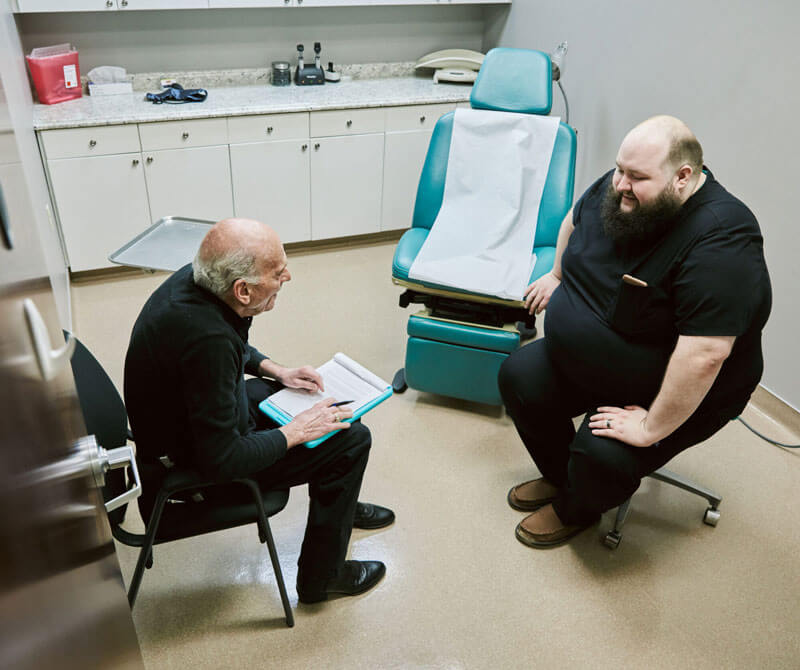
[391,48,577,405]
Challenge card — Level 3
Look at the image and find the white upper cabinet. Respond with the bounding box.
[17,0,507,10]
[16,0,209,10]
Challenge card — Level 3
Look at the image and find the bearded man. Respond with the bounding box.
[498,115,771,548]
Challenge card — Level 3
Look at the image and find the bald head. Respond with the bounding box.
[193,218,285,301]
[622,115,703,175]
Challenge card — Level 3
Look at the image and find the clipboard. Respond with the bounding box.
[259,386,392,448]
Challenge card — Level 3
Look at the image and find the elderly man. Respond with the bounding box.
[124,218,393,602]
[498,115,771,548]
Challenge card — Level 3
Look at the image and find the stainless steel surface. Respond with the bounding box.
[0,9,144,666]
[109,215,214,272]
[23,298,75,381]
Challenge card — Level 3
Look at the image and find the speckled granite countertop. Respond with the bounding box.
[33,76,473,131]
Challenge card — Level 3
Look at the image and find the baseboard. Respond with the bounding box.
[748,385,800,438]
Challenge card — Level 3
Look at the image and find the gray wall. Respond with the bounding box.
[16,5,484,74]
[487,0,800,410]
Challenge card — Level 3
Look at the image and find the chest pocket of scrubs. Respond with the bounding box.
[608,279,673,338]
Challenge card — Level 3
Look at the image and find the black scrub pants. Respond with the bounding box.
[498,340,729,526]
[205,378,372,594]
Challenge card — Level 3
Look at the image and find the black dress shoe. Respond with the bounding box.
[297,560,386,604]
[353,501,395,529]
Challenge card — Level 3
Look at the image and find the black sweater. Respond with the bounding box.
[124,264,287,479]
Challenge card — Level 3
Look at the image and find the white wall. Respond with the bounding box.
[486,0,800,410]
[16,5,485,74]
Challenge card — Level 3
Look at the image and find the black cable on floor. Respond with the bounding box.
[737,416,800,449]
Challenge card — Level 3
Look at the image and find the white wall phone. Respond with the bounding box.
[415,49,485,84]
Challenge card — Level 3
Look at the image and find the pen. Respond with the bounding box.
[331,400,354,406]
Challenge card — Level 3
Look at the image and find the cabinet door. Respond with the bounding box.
[143,144,234,224]
[208,0,289,6]
[382,129,434,231]
[48,153,150,272]
[310,134,384,240]
[16,0,114,10]
[230,139,311,243]
[120,0,208,7]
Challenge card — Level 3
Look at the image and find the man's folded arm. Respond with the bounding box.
[181,337,287,480]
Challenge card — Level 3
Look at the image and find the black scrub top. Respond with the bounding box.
[544,168,771,418]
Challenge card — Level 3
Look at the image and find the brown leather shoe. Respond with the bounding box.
[515,503,592,548]
[507,477,560,511]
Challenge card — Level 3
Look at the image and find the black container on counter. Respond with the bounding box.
[271,61,291,86]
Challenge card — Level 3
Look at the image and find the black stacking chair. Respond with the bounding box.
[67,333,294,627]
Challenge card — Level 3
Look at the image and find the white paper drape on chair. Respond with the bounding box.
[408,108,559,300]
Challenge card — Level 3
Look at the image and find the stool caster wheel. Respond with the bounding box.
[703,507,720,526]
[392,368,407,394]
[603,531,622,549]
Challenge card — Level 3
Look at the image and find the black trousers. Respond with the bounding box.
[498,339,729,526]
[205,378,371,592]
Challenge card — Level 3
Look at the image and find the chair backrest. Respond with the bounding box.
[67,332,130,525]
[410,48,577,250]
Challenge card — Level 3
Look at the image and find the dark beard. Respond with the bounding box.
[600,180,683,245]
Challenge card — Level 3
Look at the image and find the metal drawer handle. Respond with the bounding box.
[22,299,75,381]
[146,156,153,164]
[346,120,353,127]
[314,143,320,150]
[89,139,97,148]
[301,144,308,151]
[132,158,139,166]
[267,126,274,134]
[420,115,426,123]
[182,132,189,140]
[106,0,113,6]
[121,0,128,6]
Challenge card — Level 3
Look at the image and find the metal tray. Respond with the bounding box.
[108,216,213,272]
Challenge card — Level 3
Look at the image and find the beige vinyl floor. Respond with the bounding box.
[71,240,800,670]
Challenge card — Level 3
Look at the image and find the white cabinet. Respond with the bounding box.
[47,153,150,272]
[139,117,233,224]
[143,145,234,223]
[16,0,507,9]
[16,0,207,10]
[40,101,459,270]
[310,133,384,240]
[208,0,290,6]
[230,140,311,243]
[382,103,454,231]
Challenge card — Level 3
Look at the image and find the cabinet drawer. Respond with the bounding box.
[139,118,228,151]
[385,104,456,132]
[41,125,141,160]
[228,112,309,144]
[310,108,385,138]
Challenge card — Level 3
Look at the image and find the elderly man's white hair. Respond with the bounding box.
[192,218,281,298]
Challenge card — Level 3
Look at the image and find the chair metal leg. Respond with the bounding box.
[603,498,632,549]
[262,518,294,628]
[603,468,723,549]
[238,480,294,628]
[650,467,722,526]
[128,490,169,607]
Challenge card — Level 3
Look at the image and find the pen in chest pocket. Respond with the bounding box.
[622,274,648,287]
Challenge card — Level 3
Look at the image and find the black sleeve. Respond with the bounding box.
[572,170,613,227]
[673,227,757,337]
[244,344,268,377]
[180,335,286,480]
